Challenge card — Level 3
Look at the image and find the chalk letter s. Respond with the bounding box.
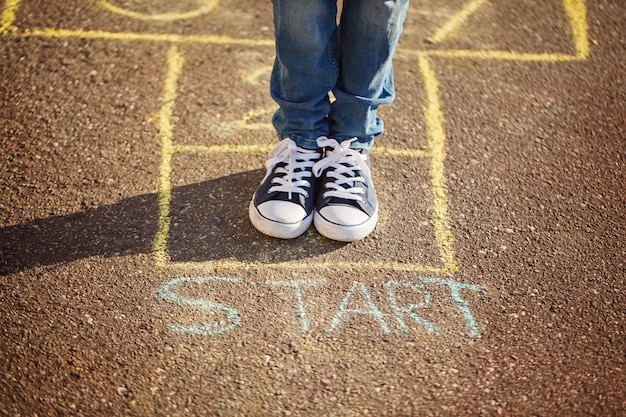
[156,276,242,336]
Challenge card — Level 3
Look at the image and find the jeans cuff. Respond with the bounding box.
[332,135,375,150]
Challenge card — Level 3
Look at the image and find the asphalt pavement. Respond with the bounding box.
[1,0,625,415]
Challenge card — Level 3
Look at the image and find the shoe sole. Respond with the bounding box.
[313,208,378,242]
[248,200,313,239]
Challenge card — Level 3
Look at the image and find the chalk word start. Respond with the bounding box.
[156,276,484,338]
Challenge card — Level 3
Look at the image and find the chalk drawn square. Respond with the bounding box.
[166,151,444,272]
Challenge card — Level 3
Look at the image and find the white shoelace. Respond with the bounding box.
[313,138,371,203]
[264,139,320,200]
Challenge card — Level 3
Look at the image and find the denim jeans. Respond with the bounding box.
[270,0,409,150]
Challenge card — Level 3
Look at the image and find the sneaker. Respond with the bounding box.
[249,138,321,239]
[312,137,378,242]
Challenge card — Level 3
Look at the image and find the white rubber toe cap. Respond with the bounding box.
[257,200,307,224]
[314,206,378,242]
[318,205,368,226]
[249,200,312,239]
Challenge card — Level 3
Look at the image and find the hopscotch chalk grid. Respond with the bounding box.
[1,0,589,337]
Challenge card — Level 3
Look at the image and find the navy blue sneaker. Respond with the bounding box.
[249,138,322,239]
[312,138,378,242]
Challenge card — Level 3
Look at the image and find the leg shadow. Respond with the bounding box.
[0,194,158,275]
[0,170,344,275]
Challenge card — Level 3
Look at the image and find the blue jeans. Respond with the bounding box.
[270,0,409,150]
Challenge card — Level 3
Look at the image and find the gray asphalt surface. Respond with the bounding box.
[1,0,625,415]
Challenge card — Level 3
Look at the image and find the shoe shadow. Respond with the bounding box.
[0,170,344,275]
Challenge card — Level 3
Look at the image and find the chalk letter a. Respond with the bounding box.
[329,281,390,334]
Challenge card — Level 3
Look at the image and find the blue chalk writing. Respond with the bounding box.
[416,276,483,338]
[384,280,438,335]
[156,276,242,336]
[155,276,484,338]
[262,279,325,332]
[329,281,390,334]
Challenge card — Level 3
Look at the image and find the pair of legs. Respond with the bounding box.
[271,0,409,150]
[250,0,408,241]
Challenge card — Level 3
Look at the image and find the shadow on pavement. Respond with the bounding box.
[0,170,344,275]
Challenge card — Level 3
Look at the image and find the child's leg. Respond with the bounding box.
[328,0,409,149]
[270,0,339,150]
[312,0,408,241]
[249,0,339,239]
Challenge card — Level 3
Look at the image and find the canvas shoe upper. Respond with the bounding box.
[312,137,378,242]
[249,138,321,239]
